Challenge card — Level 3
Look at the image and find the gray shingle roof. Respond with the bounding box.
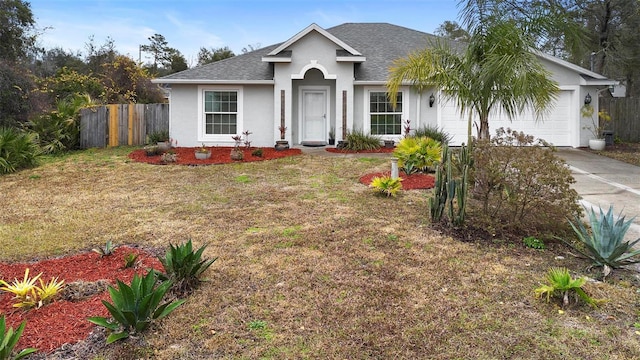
[158,23,439,82]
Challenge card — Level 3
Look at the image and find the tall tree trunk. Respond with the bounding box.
[478,113,490,140]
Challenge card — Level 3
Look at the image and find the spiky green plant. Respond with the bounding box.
[343,129,381,151]
[155,240,217,295]
[369,176,403,197]
[393,136,442,174]
[565,206,640,271]
[412,125,452,145]
[92,240,117,257]
[0,316,37,360]
[534,267,597,308]
[87,271,185,344]
[0,127,39,174]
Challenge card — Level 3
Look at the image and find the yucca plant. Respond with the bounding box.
[88,271,185,344]
[565,206,640,273]
[370,176,403,197]
[534,267,597,308]
[0,316,37,360]
[155,240,217,295]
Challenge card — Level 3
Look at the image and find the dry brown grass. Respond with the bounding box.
[1,147,640,359]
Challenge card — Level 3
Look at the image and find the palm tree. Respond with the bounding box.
[387,1,561,140]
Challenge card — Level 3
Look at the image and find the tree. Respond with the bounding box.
[100,55,164,103]
[0,0,36,62]
[140,33,170,74]
[166,48,188,74]
[434,21,470,42]
[241,43,261,54]
[387,0,559,140]
[197,46,235,66]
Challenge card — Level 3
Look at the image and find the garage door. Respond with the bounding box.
[439,91,573,146]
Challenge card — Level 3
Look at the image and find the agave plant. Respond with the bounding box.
[88,271,185,344]
[155,240,217,295]
[534,267,597,308]
[566,206,640,272]
[0,316,37,360]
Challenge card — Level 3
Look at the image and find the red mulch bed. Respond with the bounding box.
[0,247,162,353]
[128,146,301,165]
[359,171,435,190]
[326,147,396,154]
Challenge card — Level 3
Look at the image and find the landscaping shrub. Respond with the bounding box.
[343,129,381,151]
[393,136,442,174]
[412,124,452,145]
[0,127,39,174]
[469,128,580,237]
[0,315,37,360]
[369,175,403,197]
[27,93,92,154]
[154,239,217,295]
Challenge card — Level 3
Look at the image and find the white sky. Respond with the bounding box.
[29,0,460,66]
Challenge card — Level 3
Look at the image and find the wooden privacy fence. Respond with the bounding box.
[80,103,169,148]
[599,97,640,142]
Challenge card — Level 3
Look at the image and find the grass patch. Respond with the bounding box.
[0,147,639,358]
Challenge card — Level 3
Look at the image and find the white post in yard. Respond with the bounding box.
[391,157,399,179]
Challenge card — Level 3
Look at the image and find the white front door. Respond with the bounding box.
[301,88,328,143]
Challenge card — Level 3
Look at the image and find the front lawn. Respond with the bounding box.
[1,147,639,359]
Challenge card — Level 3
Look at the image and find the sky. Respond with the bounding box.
[28,0,461,66]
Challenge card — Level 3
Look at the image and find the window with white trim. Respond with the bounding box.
[369,91,402,135]
[204,90,238,134]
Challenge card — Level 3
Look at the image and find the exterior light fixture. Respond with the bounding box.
[429,93,435,107]
[584,93,592,105]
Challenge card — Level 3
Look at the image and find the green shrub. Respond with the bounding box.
[87,271,185,344]
[412,124,452,145]
[148,130,169,144]
[565,206,640,271]
[343,129,381,151]
[470,128,581,237]
[27,93,92,154]
[0,315,37,360]
[534,267,598,308]
[369,176,402,197]
[393,136,442,174]
[251,148,263,157]
[155,240,217,295]
[0,127,39,174]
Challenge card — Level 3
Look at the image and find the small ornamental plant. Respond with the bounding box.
[534,267,599,308]
[370,176,403,197]
[196,143,209,153]
[0,268,64,309]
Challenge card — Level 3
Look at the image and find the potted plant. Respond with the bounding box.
[275,125,289,151]
[194,143,211,160]
[230,135,244,160]
[328,127,335,145]
[581,105,611,150]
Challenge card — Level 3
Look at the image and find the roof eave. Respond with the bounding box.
[152,79,275,85]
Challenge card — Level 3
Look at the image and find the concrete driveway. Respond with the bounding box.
[556,148,640,243]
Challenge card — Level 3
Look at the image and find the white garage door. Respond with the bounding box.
[439,91,573,146]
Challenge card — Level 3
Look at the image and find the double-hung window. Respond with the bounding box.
[204,90,238,135]
[369,91,403,135]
